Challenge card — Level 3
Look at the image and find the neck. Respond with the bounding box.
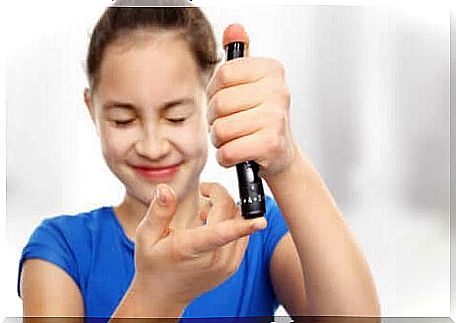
[114,184,203,243]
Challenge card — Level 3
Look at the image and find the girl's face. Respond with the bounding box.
[86,31,209,206]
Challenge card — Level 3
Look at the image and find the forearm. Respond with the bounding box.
[110,275,187,322]
[264,145,381,317]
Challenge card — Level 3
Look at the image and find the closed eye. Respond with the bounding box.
[114,120,134,126]
[167,118,186,124]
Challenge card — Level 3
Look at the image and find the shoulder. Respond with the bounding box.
[35,206,113,238]
[18,206,115,297]
[41,205,112,226]
[27,206,117,256]
[23,205,114,257]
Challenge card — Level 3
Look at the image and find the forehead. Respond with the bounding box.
[95,30,202,103]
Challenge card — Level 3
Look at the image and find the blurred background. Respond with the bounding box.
[6,1,451,319]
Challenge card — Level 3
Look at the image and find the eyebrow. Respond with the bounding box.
[102,98,195,112]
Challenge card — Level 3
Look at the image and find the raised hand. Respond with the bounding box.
[133,182,267,307]
[207,24,298,178]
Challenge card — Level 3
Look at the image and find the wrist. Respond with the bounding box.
[264,144,327,197]
[263,143,304,186]
[128,274,189,317]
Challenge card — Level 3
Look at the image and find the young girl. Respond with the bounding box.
[18,3,380,321]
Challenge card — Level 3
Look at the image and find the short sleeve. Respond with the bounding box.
[17,217,80,298]
[263,195,289,266]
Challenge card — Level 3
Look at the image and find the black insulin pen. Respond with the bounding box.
[224,41,266,219]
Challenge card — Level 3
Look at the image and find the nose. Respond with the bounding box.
[135,124,170,160]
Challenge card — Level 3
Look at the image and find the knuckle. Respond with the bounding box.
[218,64,232,86]
[219,146,235,166]
[279,85,291,106]
[270,131,281,152]
[271,59,286,78]
[216,148,227,167]
[209,94,223,121]
[211,120,224,147]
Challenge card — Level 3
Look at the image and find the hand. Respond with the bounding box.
[206,24,298,178]
[133,182,267,306]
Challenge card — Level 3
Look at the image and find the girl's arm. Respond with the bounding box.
[21,259,184,322]
[205,21,381,319]
[269,232,308,315]
[265,144,381,317]
[21,259,84,319]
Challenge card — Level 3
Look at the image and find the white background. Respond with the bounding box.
[3,0,454,320]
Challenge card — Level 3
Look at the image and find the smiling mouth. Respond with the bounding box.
[132,164,180,181]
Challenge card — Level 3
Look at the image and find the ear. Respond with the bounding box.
[83,88,100,136]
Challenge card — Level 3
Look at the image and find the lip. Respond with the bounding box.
[132,164,180,181]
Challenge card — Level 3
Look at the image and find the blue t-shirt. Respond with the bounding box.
[18,195,289,320]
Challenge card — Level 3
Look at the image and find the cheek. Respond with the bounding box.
[99,125,134,161]
[175,116,208,158]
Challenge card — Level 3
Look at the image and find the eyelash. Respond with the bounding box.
[114,120,134,127]
[113,118,186,127]
[168,118,186,124]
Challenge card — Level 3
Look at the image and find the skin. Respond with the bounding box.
[87,30,210,236]
[214,24,380,318]
[21,28,268,318]
[21,23,381,321]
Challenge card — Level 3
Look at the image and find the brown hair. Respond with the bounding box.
[86,1,220,90]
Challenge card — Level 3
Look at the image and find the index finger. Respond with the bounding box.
[179,217,267,256]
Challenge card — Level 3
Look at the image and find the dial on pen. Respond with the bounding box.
[224,41,266,219]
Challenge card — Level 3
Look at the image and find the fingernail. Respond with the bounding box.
[156,186,167,206]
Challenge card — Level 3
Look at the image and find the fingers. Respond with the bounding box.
[207,80,264,127]
[137,184,177,246]
[207,58,285,100]
[215,130,267,168]
[210,105,266,149]
[206,57,267,100]
[199,182,240,224]
[178,216,267,257]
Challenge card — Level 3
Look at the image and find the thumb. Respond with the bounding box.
[138,183,177,246]
[223,23,250,57]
